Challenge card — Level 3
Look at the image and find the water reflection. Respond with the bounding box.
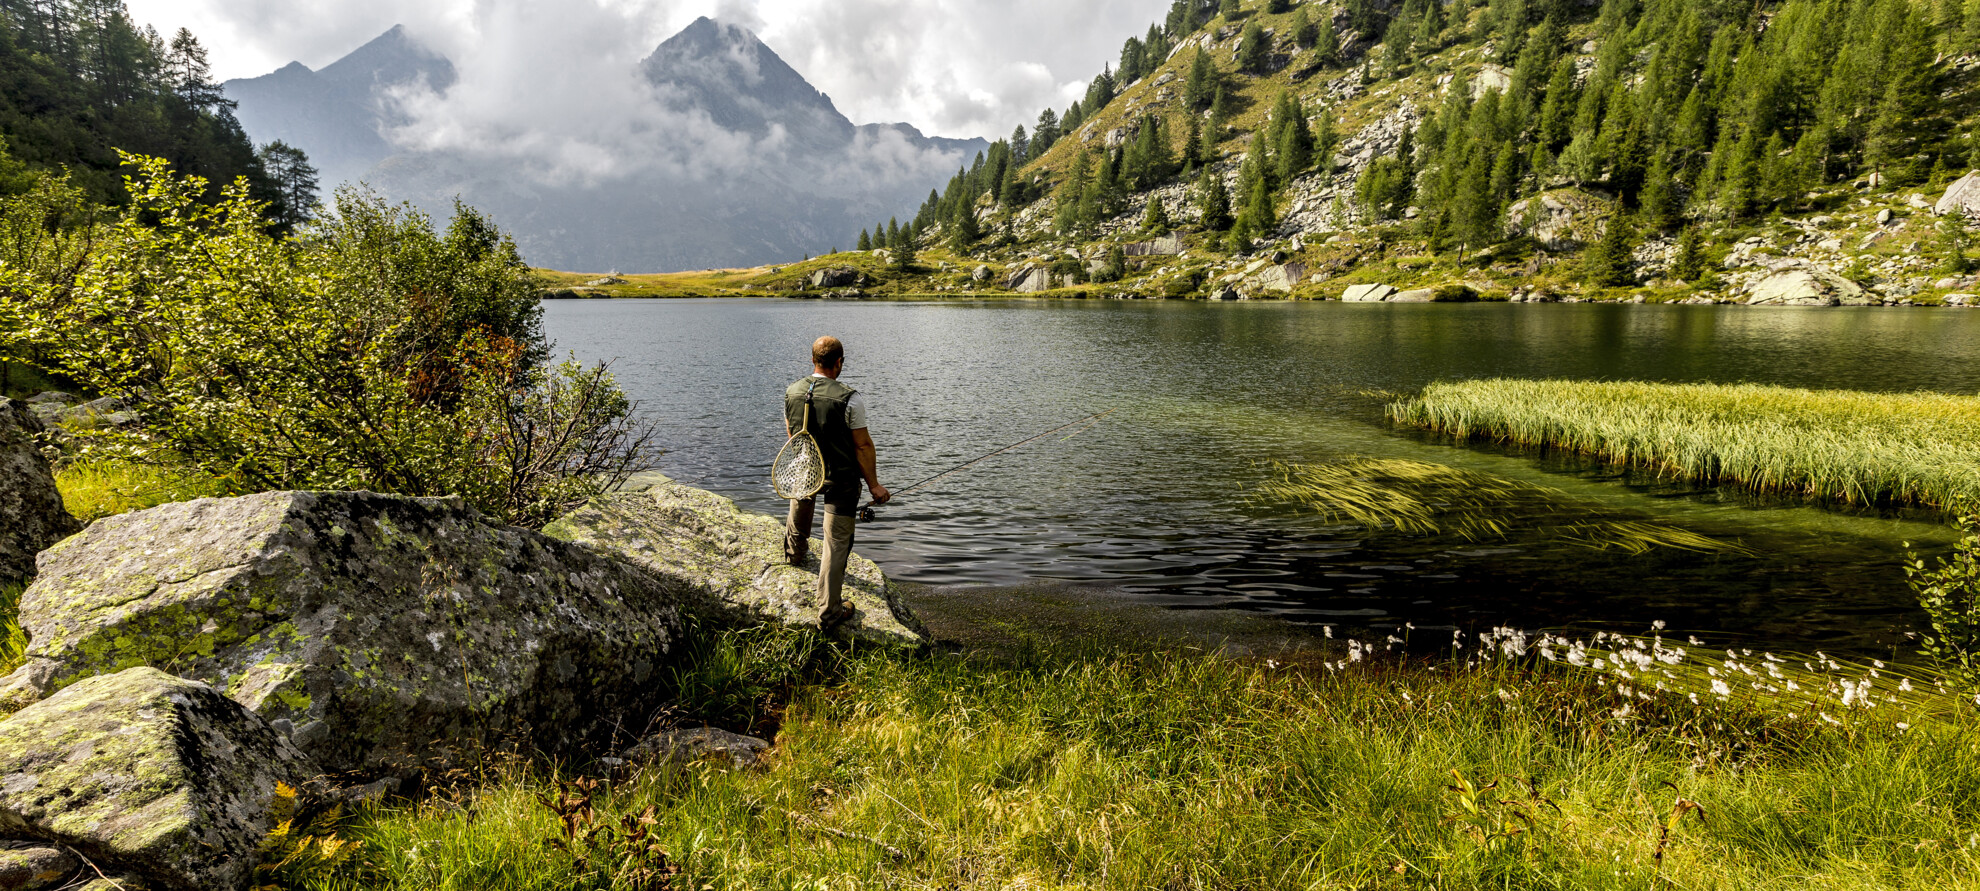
[544,299,1980,655]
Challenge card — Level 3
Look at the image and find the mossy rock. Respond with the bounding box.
[545,477,927,647]
[0,399,78,587]
[0,668,308,890]
[1,491,689,775]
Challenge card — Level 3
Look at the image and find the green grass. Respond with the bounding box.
[55,459,233,524]
[1391,380,1980,514]
[270,626,1980,890]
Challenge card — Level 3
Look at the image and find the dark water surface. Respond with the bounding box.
[543,299,1980,656]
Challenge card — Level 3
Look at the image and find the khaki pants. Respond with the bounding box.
[785,492,858,608]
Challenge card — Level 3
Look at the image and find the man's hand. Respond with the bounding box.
[869,484,892,505]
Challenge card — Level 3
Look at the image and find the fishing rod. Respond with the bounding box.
[858,407,1117,521]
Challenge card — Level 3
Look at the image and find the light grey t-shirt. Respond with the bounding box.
[811,373,867,429]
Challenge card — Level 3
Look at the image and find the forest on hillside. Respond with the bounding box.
[887,0,1976,279]
[0,0,310,219]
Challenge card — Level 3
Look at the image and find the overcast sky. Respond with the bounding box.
[119,0,1172,140]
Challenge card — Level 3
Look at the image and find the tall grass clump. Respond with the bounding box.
[55,459,234,523]
[275,629,1980,891]
[1392,379,1980,513]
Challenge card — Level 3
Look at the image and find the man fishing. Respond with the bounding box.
[784,336,890,629]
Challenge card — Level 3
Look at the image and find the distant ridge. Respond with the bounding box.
[222,19,986,272]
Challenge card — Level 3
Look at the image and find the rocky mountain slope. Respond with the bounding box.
[225,18,986,272]
[687,0,1980,308]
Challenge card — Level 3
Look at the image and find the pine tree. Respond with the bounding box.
[892,233,917,272]
[1243,174,1276,235]
[857,229,872,251]
[1639,155,1679,232]
[1184,118,1205,169]
[1314,9,1340,65]
[1208,85,1233,145]
[886,218,901,248]
[1582,212,1637,287]
[1185,49,1215,109]
[1197,168,1234,230]
[1940,210,1973,274]
[1011,125,1030,163]
[1267,0,1290,13]
[1672,225,1709,282]
[1238,22,1270,73]
[257,140,318,231]
[1143,194,1172,233]
[1273,92,1315,184]
[1220,0,1242,20]
[1293,8,1319,48]
[950,201,981,252]
[1034,109,1061,159]
[1106,242,1129,281]
[1064,100,1086,133]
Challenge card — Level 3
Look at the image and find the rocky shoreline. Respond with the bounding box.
[0,401,923,890]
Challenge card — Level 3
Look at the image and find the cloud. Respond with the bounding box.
[123,0,1173,141]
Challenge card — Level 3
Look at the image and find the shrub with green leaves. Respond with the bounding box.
[0,154,649,527]
[1910,516,1980,687]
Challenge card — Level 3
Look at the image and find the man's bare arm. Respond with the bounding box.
[852,428,891,504]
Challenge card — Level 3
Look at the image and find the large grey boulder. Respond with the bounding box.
[1745,266,1869,306]
[0,490,687,774]
[1389,288,1435,303]
[1006,265,1054,293]
[544,477,926,647]
[1124,234,1184,256]
[1341,283,1397,302]
[805,267,863,290]
[0,668,310,891]
[1936,171,1980,218]
[0,400,78,588]
[1245,263,1307,294]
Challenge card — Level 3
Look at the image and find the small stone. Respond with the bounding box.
[624,727,771,770]
[0,844,80,891]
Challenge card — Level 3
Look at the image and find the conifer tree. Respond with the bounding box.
[1293,8,1319,48]
[1186,49,1215,109]
[892,234,917,272]
[1143,194,1172,233]
[1221,0,1242,20]
[1672,225,1709,282]
[257,140,319,231]
[1313,8,1340,65]
[1208,85,1233,144]
[1183,118,1205,169]
[1064,101,1086,133]
[858,229,872,251]
[886,218,901,248]
[1197,168,1234,230]
[1582,212,1637,287]
[1011,125,1030,163]
[1272,92,1315,184]
[1238,22,1270,73]
[1940,210,1973,274]
[1034,109,1061,159]
[1243,175,1276,235]
[950,201,981,253]
[1639,155,1679,232]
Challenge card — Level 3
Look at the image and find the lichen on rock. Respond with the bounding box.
[1,490,689,774]
[0,668,308,891]
[545,476,927,647]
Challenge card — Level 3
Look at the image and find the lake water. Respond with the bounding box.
[543,298,1980,656]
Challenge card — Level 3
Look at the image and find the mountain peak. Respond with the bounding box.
[317,24,455,92]
[640,16,851,145]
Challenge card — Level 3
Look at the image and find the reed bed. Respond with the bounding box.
[1390,380,1980,513]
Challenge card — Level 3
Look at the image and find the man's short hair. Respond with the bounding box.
[812,336,844,369]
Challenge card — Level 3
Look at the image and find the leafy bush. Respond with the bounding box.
[1910,516,1980,686]
[0,155,650,527]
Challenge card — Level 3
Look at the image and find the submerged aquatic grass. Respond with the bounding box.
[278,627,1980,890]
[1390,380,1980,513]
[1254,457,1750,554]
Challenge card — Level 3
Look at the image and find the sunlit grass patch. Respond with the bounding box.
[275,628,1980,891]
[56,459,232,523]
[1390,380,1980,513]
[1253,457,1751,554]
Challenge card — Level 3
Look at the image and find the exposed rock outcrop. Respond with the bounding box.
[805,267,864,289]
[0,668,309,891]
[0,491,688,774]
[544,476,926,646]
[1007,265,1054,293]
[1506,190,1611,249]
[0,399,78,587]
[1744,265,1870,306]
[1341,283,1397,302]
[1124,235,1184,256]
[1936,170,1980,218]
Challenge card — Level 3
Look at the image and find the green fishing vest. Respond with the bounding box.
[786,376,861,489]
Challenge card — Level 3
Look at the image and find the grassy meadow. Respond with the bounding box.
[1391,380,1980,513]
[259,625,1980,891]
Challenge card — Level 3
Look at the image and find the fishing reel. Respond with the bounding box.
[858,505,878,522]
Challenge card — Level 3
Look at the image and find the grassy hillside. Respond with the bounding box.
[652,0,1979,307]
